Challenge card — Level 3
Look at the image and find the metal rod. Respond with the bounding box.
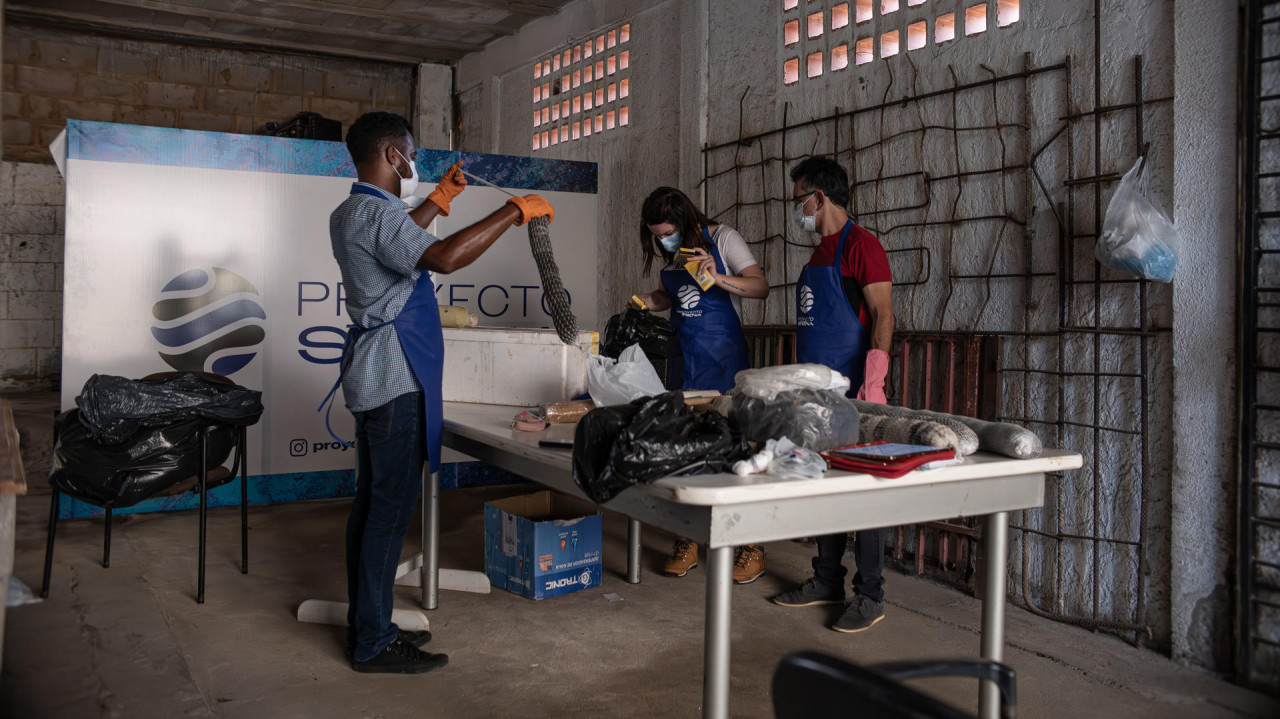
[627,519,642,584]
[423,467,440,610]
[702,546,733,719]
[979,511,1009,719]
[240,425,249,574]
[702,63,1069,153]
[457,168,520,199]
[103,507,112,568]
[198,429,208,604]
[42,491,59,598]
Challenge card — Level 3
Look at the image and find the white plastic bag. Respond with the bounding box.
[585,343,665,406]
[1096,156,1179,282]
[732,437,827,480]
[733,364,851,401]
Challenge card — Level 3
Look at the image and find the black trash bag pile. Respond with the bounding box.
[50,410,239,508]
[601,307,675,360]
[77,372,263,444]
[730,388,860,452]
[573,391,749,504]
[49,373,263,509]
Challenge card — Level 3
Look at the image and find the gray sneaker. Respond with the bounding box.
[771,577,846,607]
[832,594,885,633]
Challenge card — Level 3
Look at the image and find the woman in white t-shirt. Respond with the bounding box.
[630,186,770,582]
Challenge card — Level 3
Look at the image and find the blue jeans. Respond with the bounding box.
[346,391,425,662]
[813,529,886,603]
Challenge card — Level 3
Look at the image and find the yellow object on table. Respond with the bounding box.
[439,305,477,328]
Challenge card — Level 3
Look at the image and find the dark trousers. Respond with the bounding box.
[812,529,886,603]
[346,391,425,662]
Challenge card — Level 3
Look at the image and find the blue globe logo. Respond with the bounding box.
[677,284,701,310]
[151,268,266,376]
[799,285,815,314]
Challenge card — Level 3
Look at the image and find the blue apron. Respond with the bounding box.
[318,183,446,474]
[796,220,870,390]
[659,227,750,392]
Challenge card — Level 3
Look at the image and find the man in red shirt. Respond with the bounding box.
[770,157,895,633]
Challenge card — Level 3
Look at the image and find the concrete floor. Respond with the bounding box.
[2,481,1277,719]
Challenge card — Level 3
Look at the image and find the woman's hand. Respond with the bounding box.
[688,248,719,281]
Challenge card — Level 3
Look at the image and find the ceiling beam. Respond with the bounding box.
[244,0,523,37]
[416,0,562,19]
[87,0,486,54]
[5,5,452,64]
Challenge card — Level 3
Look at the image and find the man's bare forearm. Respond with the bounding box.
[416,205,522,273]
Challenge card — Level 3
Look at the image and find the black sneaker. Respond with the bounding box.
[831,594,885,633]
[398,628,432,647]
[770,577,846,607]
[351,637,448,674]
[346,628,432,659]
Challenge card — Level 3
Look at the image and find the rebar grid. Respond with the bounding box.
[702,26,1174,642]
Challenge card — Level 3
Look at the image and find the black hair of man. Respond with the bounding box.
[790,157,850,208]
[345,111,412,167]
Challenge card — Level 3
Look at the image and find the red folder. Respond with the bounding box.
[821,441,956,478]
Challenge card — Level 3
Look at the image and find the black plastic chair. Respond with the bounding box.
[40,374,251,605]
[772,651,1017,719]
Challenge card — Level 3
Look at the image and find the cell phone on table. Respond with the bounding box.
[538,438,574,449]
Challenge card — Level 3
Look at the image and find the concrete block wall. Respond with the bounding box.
[0,22,423,391]
[0,161,62,391]
[1,23,415,164]
[455,0,700,326]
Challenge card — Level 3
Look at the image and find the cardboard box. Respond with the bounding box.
[484,491,603,599]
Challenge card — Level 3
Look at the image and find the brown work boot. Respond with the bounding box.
[663,537,698,577]
[733,544,766,584]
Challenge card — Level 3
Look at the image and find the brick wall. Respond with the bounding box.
[0,22,420,390]
[2,22,416,163]
[0,161,61,391]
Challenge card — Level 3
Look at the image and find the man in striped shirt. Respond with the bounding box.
[331,112,552,673]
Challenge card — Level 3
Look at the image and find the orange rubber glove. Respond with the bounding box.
[426,161,466,216]
[506,194,555,225]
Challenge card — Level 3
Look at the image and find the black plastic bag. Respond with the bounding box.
[76,373,263,445]
[49,409,237,509]
[573,392,748,504]
[730,388,861,452]
[601,307,675,360]
[572,402,642,504]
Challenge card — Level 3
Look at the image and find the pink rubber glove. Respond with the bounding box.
[856,349,890,404]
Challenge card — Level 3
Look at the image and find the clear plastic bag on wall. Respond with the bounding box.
[1096,155,1179,282]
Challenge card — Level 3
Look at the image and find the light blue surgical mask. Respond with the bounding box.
[659,232,682,253]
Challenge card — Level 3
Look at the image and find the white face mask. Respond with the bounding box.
[391,146,419,200]
[792,193,817,233]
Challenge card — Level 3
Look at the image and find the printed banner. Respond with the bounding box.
[57,120,597,516]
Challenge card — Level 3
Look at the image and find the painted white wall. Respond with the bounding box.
[456,0,702,328]
[415,63,453,151]
[1170,0,1238,671]
[454,0,1240,672]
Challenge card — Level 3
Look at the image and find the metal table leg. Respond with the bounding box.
[703,546,733,719]
[422,468,440,610]
[979,511,1009,719]
[627,518,642,584]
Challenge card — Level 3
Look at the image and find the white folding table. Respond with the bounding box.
[419,402,1082,719]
